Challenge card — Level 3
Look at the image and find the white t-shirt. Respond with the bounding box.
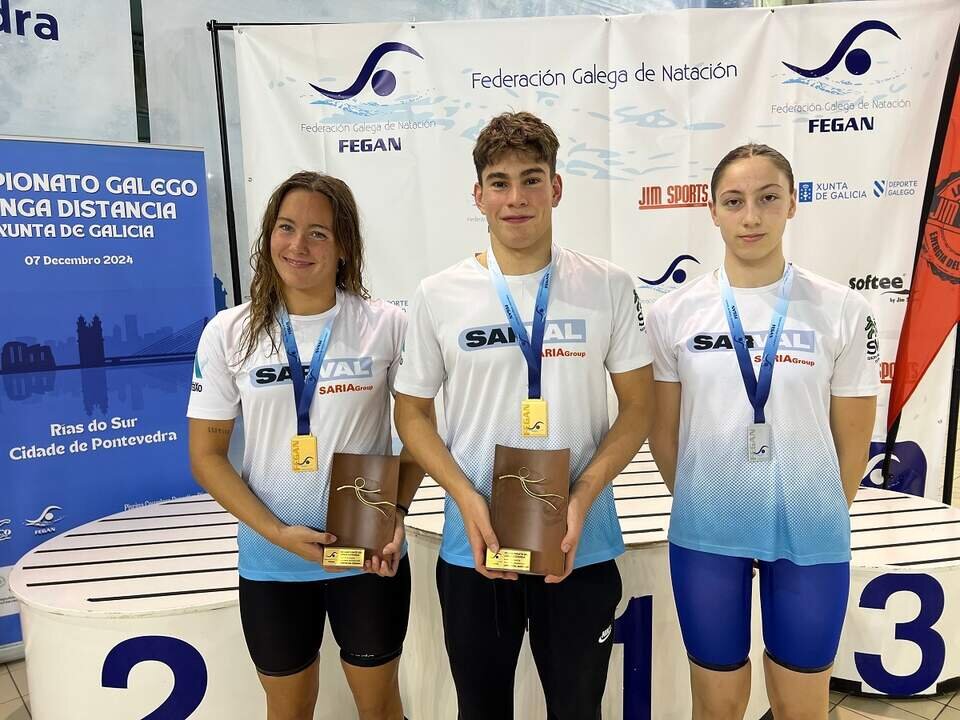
[395,247,653,569]
[187,292,406,581]
[647,266,880,565]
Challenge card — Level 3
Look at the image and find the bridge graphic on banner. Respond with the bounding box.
[0,317,207,375]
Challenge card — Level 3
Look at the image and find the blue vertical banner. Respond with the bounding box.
[0,137,214,647]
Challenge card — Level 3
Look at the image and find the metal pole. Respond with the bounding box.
[207,19,243,306]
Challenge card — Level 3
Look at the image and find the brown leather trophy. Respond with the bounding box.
[323,453,399,568]
[486,445,570,576]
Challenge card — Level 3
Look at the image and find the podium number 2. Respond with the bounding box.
[613,595,653,720]
[854,573,945,696]
[102,636,207,719]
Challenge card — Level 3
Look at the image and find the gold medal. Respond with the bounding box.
[521,398,548,437]
[290,434,318,472]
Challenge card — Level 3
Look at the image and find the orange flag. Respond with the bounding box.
[887,29,960,430]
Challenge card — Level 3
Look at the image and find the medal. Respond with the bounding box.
[278,300,340,473]
[290,434,318,473]
[718,264,795,464]
[487,245,555,437]
[521,398,548,437]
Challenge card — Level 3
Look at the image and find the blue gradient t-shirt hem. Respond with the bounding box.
[238,565,364,582]
[667,534,850,567]
[238,545,409,582]
[439,541,624,571]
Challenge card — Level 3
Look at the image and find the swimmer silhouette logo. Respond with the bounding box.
[862,441,926,496]
[310,42,424,100]
[782,20,900,78]
[24,504,63,535]
[637,255,700,295]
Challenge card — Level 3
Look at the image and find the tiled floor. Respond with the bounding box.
[0,662,28,720]
[1,661,957,719]
[830,690,960,719]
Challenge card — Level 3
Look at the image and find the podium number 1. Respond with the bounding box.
[613,595,653,720]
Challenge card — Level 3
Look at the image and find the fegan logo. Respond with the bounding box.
[862,441,926,496]
[338,138,402,153]
[637,184,709,210]
[783,20,900,79]
[25,504,63,535]
[310,42,423,100]
[638,255,700,287]
[923,171,960,285]
[522,406,544,434]
[808,116,874,134]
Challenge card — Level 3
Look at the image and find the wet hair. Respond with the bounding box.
[238,171,369,363]
[710,144,795,199]
[472,111,560,182]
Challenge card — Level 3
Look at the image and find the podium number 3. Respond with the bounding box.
[854,573,945,696]
[102,636,207,719]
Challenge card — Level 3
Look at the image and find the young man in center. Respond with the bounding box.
[394,111,655,719]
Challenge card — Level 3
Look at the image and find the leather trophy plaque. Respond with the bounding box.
[323,453,399,568]
[486,444,570,576]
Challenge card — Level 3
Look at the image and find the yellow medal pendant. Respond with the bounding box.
[521,398,548,437]
[291,435,318,472]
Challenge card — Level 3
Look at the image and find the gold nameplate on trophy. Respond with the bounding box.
[291,435,318,472]
[322,546,365,568]
[521,398,548,437]
[485,548,532,572]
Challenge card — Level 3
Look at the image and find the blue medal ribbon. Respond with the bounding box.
[718,263,794,425]
[486,245,555,400]
[277,297,340,436]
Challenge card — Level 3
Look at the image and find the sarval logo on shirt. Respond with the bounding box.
[458,319,586,351]
[687,329,816,353]
[250,357,374,386]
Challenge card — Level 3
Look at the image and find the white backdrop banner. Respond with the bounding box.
[234,0,960,500]
[0,0,136,141]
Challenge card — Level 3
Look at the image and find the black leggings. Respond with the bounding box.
[436,558,622,720]
[239,557,411,675]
